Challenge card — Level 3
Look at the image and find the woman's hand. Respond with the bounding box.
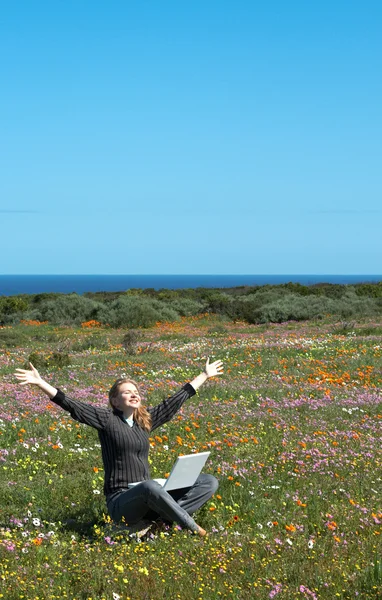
[204,358,224,378]
[189,358,224,391]
[15,363,58,399]
[15,363,43,386]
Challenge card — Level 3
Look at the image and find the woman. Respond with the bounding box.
[15,358,224,537]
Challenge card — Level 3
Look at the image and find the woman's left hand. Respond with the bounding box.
[205,358,224,378]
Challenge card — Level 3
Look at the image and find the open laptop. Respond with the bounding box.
[128,451,211,491]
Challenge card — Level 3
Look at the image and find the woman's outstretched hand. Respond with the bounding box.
[15,363,42,386]
[204,358,224,378]
[189,358,224,391]
[14,364,57,399]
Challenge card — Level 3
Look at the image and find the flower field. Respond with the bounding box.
[0,315,381,599]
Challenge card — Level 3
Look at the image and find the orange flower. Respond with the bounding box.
[32,538,42,546]
[297,499,307,507]
[285,524,296,532]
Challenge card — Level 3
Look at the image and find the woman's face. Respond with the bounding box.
[114,381,142,413]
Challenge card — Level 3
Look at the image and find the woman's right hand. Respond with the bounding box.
[15,363,43,386]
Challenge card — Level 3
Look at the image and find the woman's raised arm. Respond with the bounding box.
[14,363,109,430]
[15,363,58,398]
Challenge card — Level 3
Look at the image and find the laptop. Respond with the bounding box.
[128,451,211,491]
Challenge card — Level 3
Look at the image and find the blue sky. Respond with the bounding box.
[1,1,381,274]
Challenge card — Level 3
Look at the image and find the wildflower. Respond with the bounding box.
[32,538,42,545]
[32,518,41,527]
[308,540,314,549]
[93,489,101,495]
[275,538,283,545]
[286,538,293,545]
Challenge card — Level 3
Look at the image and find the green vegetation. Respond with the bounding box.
[0,314,381,598]
[1,282,382,327]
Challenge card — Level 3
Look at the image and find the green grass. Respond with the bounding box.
[0,316,381,599]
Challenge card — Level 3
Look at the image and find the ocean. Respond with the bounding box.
[1,274,381,296]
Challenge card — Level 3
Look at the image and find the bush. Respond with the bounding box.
[236,290,380,325]
[168,298,206,317]
[70,334,111,352]
[0,328,28,348]
[28,294,104,326]
[28,351,71,368]
[0,296,29,320]
[121,330,143,354]
[96,296,180,328]
[207,325,228,336]
[238,294,334,324]
[335,290,379,319]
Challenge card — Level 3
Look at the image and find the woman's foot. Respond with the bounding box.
[195,525,207,537]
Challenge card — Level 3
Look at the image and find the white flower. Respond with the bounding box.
[35,443,39,448]
[308,540,314,549]
[22,548,29,554]
[257,523,263,529]
[32,518,41,527]
[267,521,274,528]
[93,489,101,495]
[113,593,121,600]
[286,538,293,546]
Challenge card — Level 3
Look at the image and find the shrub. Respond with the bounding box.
[28,351,71,368]
[70,335,111,352]
[241,294,335,324]
[207,325,228,336]
[29,294,105,326]
[0,328,28,348]
[121,330,143,355]
[96,296,180,328]
[168,298,206,317]
[0,296,29,319]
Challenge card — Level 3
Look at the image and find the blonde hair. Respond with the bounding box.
[108,378,152,432]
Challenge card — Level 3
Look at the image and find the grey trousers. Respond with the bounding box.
[106,473,219,533]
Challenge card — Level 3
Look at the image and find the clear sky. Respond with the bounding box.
[1,1,381,274]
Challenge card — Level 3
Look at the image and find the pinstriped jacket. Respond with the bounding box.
[51,383,196,496]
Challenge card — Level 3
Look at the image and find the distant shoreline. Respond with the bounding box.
[1,274,381,297]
